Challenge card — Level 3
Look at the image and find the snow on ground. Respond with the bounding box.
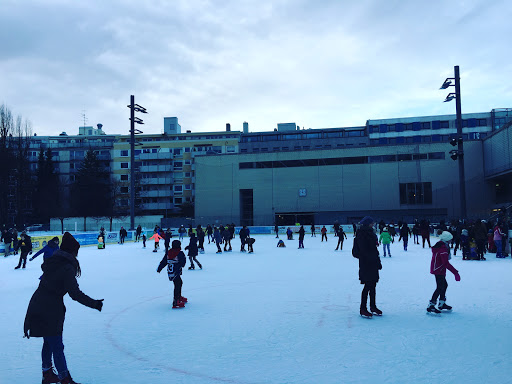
[1,234,511,384]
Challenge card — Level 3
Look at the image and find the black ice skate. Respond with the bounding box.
[427,301,441,315]
[42,367,59,384]
[188,266,195,270]
[59,372,80,384]
[438,300,452,311]
[360,307,373,318]
[370,307,383,316]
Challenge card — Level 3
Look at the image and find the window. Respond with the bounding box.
[303,146,310,150]
[294,146,301,150]
[477,118,487,126]
[369,125,379,134]
[70,163,75,169]
[174,197,182,205]
[304,133,321,139]
[173,161,183,170]
[261,148,268,152]
[227,146,236,153]
[70,175,76,182]
[174,185,183,192]
[121,174,128,181]
[399,182,432,204]
[282,134,299,140]
[282,147,289,151]
[185,184,191,190]
[185,172,191,177]
[395,123,404,132]
[326,132,341,138]
[421,122,431,129]
[134,149,141,155]
[252,148,260,153]
[387,124,396,132]
[240,148,248,153]
[412,122,421,131]
[273,147,280,151]
[52,151,59,157]
[260,135,277,142]
[379,124,388,133]
[413,136,422,143]
[121,187,129,193]
[121,163,129,169]
[404,123,413,131]
[379,138,387,145]
[431,135,441,142]
[397,154,412,161]
[184,147,191,152]
[428,152,445,160]
[413,154,428,160]
[346,130,364,137]
[184,160,191,165]
[173,148,182,155]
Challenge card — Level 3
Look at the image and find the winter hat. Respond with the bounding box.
[359,216,375,226]
[439,231,453,243]
[383,227,388,232]
[171,240,181,249]
[51,236,59,244]
[461,229,469,236]
[60,232,80,256]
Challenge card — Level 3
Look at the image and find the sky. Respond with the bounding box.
[1,0,512,137]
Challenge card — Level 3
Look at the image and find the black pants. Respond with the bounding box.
[173,276,183,304]
[422,235,431,248]
[476,239,486,259]
[120,236,125,244]
[189,256,202,269]
[361,281,377,309]
[16,251,29,268]
[224,239,232,251]
[431,275,448,302]
[335,238,344,250]
[322,234,327,242]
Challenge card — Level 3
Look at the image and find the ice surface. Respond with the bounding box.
[1,234,511,384]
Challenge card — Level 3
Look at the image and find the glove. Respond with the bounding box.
[29,251,32,255]
[29,257,34,261]
[95,299,104,312]
[454,272,461,282]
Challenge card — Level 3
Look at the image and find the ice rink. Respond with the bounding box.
[1,233,511,384]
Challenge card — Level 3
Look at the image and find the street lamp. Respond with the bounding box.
[127,95,147,230]
[440,65,466,219]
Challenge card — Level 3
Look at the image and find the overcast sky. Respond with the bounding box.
[1,0,511,136]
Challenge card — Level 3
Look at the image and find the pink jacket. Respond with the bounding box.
[493,226,504,241]
[149,233,163,242]
[430,241,458,276]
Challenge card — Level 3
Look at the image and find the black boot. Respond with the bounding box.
[360,307,373,318]
[59,372,80,384]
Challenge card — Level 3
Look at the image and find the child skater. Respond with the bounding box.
[142,233,147,248]
[298,225,305,249]
[157,240,187,309]
[185,233,202,270]
[427,231,460,314]
[149,231,163,252]
[379,227,392,257]
[335,227,348,250]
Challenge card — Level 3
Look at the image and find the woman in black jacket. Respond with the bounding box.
[24,232,104,384]
[352,216,382,318]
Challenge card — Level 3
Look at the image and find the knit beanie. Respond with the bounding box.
[359,216,375,226]
[60,232,80,256]
[439,231,453,243]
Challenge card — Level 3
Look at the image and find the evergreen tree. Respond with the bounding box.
[71,149,112,231]
[33,147,60,224]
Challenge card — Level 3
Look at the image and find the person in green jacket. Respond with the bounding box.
[379,227,392,257]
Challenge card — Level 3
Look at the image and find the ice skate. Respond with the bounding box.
[188,266,195,270]
[360,307,373,318]
[42,367,59,384]
[438,300,452,311]
[370,307,383,316]
[172,301,185,309]
[59,372,80,384]
[427,301,441,315]
[180,296,188,303]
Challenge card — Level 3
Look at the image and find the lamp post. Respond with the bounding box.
[440,65,466,219]
[127,95,147,230]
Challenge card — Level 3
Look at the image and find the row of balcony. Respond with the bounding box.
[138,176,195,185]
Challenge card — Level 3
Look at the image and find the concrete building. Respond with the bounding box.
[194,109,512,225]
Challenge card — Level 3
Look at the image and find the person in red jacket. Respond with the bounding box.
[321,226,328,242]
[427,231,460,314]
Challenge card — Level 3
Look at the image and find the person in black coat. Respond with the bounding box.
[24,232,104,384]
[119,226,127,244]
[298,225,305,248]
[2,229,13,256]
[185,233,202,270]
[15,231,32,269]
[335,227,348,250]
[352,216,382,318]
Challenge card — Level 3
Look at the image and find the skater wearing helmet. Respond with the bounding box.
[427,231,460,314]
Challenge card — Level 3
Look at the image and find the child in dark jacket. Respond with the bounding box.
[185,233,202,270]
[427,231,460,314]
[15,232,32,269]
[157,240,187,308]
[29,237,60,262]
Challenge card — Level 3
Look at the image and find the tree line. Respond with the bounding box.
[0,104,126,232]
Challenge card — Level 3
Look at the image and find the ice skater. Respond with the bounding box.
[149,231,163,252]
[298,225,305,248]
[321,226,328,242]
[29,237,59,262]
[310,224,316,237]
[14,231,32,269]
[335,227,348,250]
[24,232,104,384]
[427,231,460,314]
[185,233,202,270]
[379,227,392,257]
[352,216,382,318]
[157,240,187,308]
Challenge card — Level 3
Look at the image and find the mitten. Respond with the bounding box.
[95,299,104,312]
[454,272,461,282]
[29,257,34,261]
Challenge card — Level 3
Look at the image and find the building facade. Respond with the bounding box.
[194,109,512,225]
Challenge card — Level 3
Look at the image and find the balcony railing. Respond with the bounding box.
[139,165,172,173]
[139,152,173,160]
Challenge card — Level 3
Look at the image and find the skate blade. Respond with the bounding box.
[360,314,373,319]
[426,311,441,316]
[371,313,382,316]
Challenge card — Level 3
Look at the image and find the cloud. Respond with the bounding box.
[1,0,511,136]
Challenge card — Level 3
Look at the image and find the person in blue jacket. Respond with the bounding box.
[29,237,60,262]
[213,227,222,253]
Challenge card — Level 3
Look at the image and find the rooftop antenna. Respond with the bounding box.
[81,110,88,128]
